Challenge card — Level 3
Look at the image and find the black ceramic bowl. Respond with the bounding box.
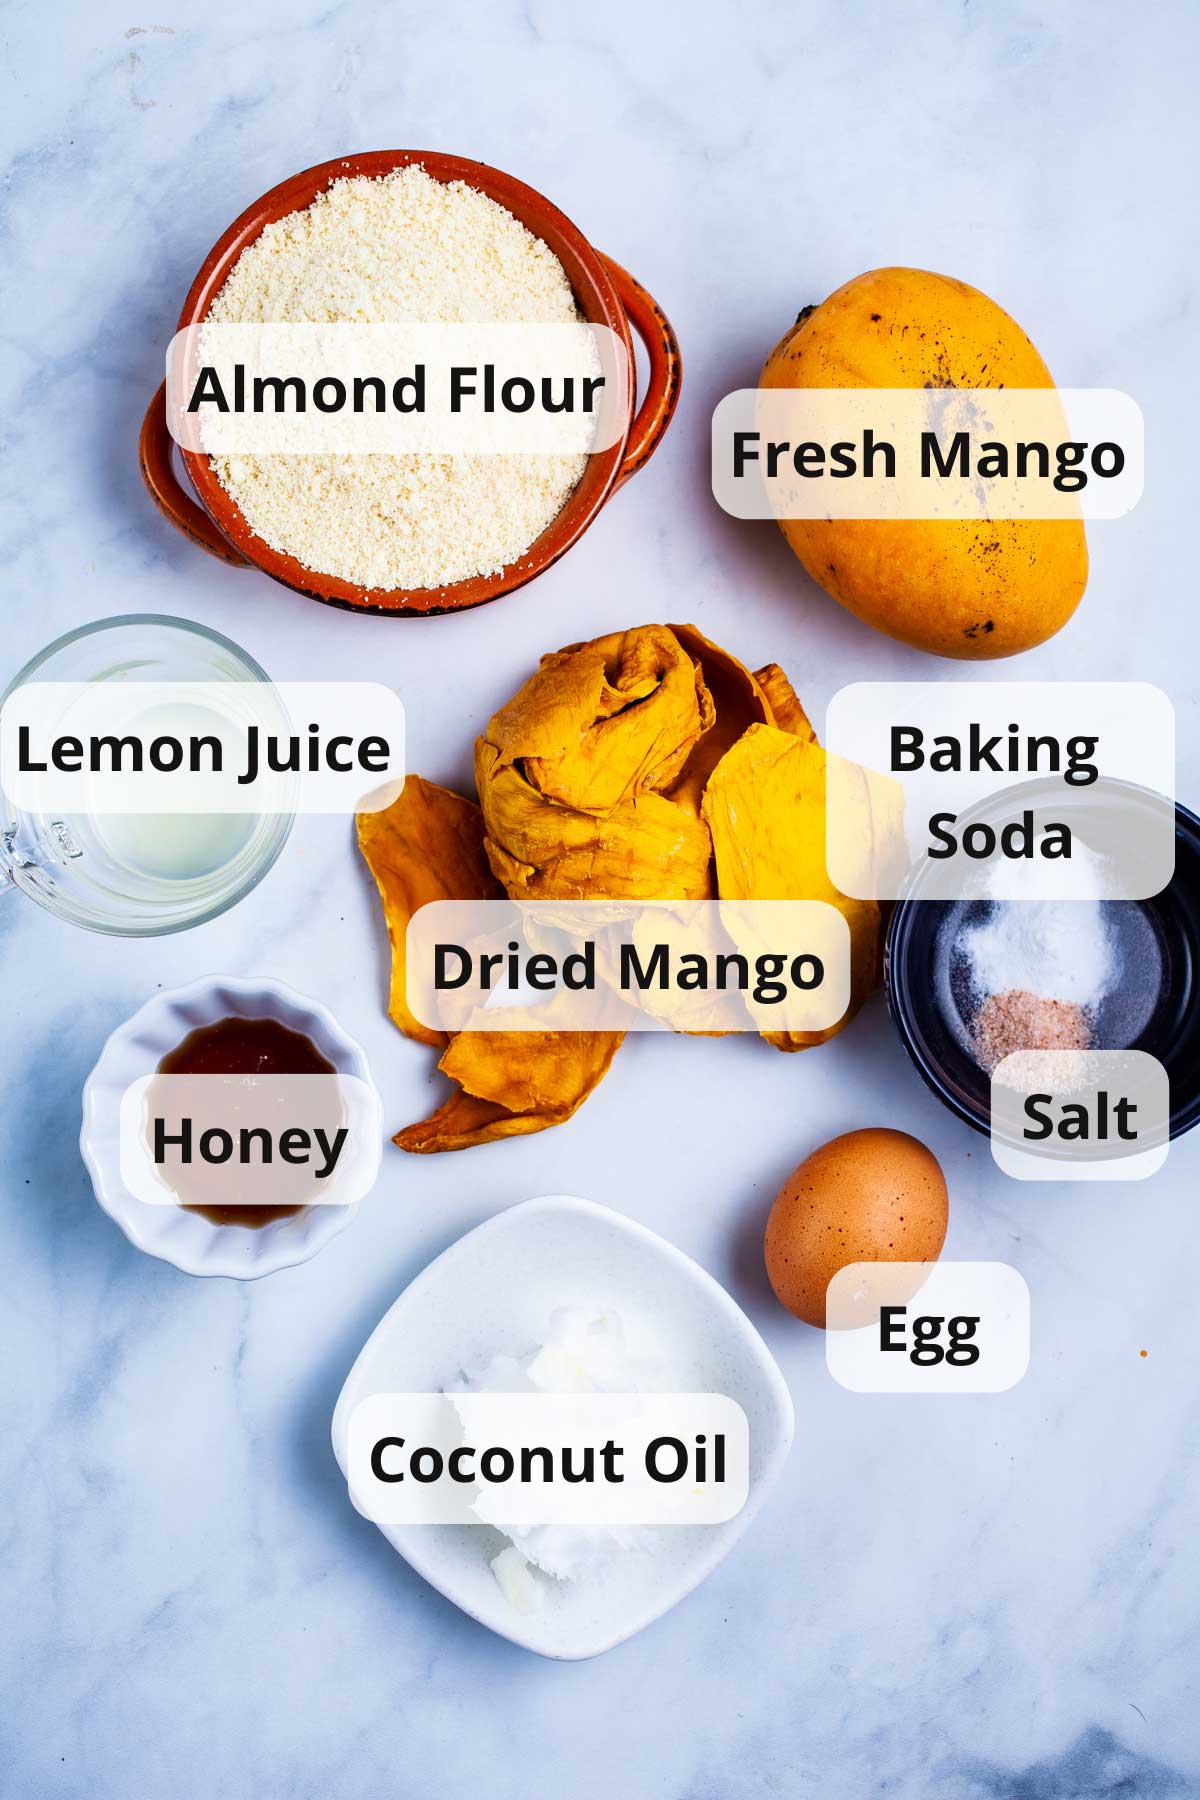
[885,781,1200,1143]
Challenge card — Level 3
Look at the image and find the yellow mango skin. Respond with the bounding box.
[760,267,1088,659]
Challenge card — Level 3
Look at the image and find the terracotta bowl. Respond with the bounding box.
[140,150,682,617]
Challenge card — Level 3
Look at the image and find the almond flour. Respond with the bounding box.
[205,166,590,591]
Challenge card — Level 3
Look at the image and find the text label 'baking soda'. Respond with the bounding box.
[168,323,629,455]
[347,1392,749,1527]
[405,899,852,1035]
[0,681,405,814]
[120,1074,382,1209]
[824,1262,1030,1394]
[712,389,1143,520]
[823,682,1175,901]
[990,1049,1170,1181]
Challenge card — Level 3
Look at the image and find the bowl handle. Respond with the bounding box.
[600,256,681,488]
[139,381,250,567]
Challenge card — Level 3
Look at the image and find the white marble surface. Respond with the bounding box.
[2,3,1198,1796]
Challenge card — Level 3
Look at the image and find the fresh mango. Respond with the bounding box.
[760,267,1088,659]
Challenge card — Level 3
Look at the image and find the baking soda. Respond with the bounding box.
[959,892,1115,1012]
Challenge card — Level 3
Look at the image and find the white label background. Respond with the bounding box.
[347,1392,750,1527]
[119,1073,381,1208]
[405,898,852,1034]
[712,388,1143,519]
[990,1050,1170,1181]
[824,682,1174,900]
[1,681,405,814]
[825,1263,1031,1394]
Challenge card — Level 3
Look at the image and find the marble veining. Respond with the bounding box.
[1,2,1197,1796]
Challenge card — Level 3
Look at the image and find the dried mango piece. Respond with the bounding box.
[397,1029,623,1153]
[752,662,816,742]
[484,625,714,815]
[476,624,719,903]
[477,740,715,900]
[357,775,500,1050]
[357,775,623,1152]
[702,723,892,1050]
[665,624,778,814]
[359,627,895,1153]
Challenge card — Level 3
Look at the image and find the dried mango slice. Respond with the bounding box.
[357,775,500,1050]
[396,1029,623,1154]
[477,739,715,901]
[357,775,622,1151]
[484,625,714,815]
[702,723,891,1050]
[752,662,816,742]
[476,625,721,903]
[664,623,778,814]
[359,627,893,1153]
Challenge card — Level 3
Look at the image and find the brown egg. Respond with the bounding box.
[764,1128,948,1327]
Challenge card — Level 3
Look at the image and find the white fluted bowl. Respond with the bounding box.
[81,976,381,1279]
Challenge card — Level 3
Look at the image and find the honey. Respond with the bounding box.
[156,1017,334,1227]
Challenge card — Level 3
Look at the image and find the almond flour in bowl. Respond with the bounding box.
[202,165,593,593]
[142,151,681,614]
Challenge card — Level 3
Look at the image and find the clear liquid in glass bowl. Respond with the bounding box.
[0,614,294,936]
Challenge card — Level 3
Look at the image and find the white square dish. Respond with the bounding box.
[330,1194,794,1659]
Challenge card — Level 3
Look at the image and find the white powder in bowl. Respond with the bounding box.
[205,166,590,591]
[957,842,1116,1012]
[960,896,1115,1011]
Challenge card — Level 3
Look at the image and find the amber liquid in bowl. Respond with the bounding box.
[156,1017,335,1227]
